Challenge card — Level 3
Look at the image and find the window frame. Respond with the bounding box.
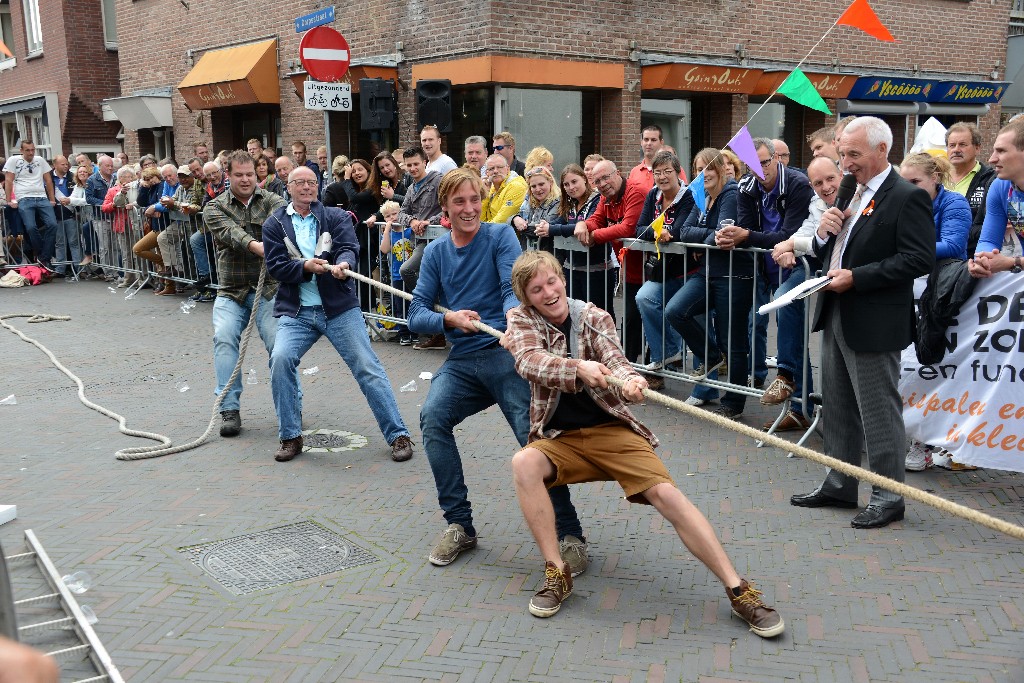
[21,0,41,56]
[99,0,116,50]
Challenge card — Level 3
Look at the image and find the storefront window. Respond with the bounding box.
[498,87,582,168]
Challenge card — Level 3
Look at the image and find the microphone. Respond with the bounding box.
[833,174,858,212]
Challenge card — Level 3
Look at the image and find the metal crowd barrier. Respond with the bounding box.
[352,221,817,432]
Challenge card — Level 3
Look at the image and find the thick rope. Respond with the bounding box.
[1,267,267,461]
[346,269,1024,543]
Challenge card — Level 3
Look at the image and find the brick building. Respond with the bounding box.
[112,0,1011,171]
[0,0,120,160]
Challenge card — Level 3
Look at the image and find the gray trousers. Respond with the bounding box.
[817,305,906,508]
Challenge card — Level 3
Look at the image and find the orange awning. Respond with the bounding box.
[412,56,623,89]
[178,39,279,110]
[642,64,763,94]
[753,71,858,99]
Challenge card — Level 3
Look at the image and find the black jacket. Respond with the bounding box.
[915,259,977,365]
[635,185,697,281]
[963,163,997,256]
[737,164,814,280]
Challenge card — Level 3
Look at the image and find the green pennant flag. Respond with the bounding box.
[778,68,832,115]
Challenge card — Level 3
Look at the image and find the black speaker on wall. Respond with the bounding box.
[360,79,395,130]
[416,79,452,134]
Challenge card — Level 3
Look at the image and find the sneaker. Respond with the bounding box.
[428,523,477,566]
[558,535,589,577]
[728,579,785,638]
[904,440,933,472]
[220,410,241,437]
[931,448,953,469]
[195,289,216,303]
[528,561,573,618]
[691,359,725,380]
[414,333,447,350]
[707,405,743,421]
[761,410,811,432]
[684,396,712,407]
[399,333,414,346]
[642,352,682,372]
[765,355,778,369]
[390,435,414,462]
[644,374,665,391]
[760,376,795,406]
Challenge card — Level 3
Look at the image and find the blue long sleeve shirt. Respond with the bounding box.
[407,222,522,357]
[932,185,970,261]
[975,178,1021,255]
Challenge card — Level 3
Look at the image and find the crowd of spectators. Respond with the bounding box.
[2,116,1021,478]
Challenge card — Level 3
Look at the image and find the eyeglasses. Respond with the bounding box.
[652,169,675,179]
[777,152,791,159]
[759,157,775,168]
[525,167,547,178]
[492,145,507,151]
[288,179,318,187]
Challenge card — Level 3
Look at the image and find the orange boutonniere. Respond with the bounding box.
[861,200,875,217]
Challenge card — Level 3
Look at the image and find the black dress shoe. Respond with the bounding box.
[790,490,858,509]
[851,504,905,529]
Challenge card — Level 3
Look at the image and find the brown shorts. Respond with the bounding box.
[531,422,673,505]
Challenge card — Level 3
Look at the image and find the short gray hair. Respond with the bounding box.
[753,137,775,156]
[117,167,135,181]
[844,116,892,151]
[464,135,487,149]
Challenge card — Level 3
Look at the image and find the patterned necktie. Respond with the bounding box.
[828,183,865,271]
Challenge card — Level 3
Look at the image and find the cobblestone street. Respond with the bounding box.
[2,281,1023,682]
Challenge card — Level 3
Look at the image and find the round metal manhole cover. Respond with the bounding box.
[300,429,368,452]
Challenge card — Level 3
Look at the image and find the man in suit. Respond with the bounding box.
[790,116,934,529]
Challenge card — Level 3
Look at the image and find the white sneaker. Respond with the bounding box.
[931,449,952,469]
[905,440,933,471]
[642,352,683,372]
[684,396,710,406]
[765,356,778,369]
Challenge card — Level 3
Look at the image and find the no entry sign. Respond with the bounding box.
[299,26,350,82]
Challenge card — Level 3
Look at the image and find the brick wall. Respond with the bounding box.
[112,0,1011,166]
[0,0,119,156]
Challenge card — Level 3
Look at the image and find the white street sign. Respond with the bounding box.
[304,81,352,111]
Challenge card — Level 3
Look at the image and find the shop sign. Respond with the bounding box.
[846,76,938,101]
[931,81,1010,104]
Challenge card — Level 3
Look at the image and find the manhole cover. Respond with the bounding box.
[179,521,378,595]
[301,429,368,452]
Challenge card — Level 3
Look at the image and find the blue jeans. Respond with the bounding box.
[212,291,278,412]
[635,278,683,365]
[773,267,813,407]
[17,197,58,263]
[665,275,753,413]
[271,306,409,443]
[53,217,82,274]
[189,230,212,277]
[749,274,771,384]
[420,344,583,539]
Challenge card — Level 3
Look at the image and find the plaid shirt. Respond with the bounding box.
[504,298,658,446]
[203,188,286,304]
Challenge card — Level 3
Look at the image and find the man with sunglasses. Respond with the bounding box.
[492,132,526,177]
[2,139,59,269]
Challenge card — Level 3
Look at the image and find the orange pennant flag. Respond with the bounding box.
[0,39,12,59]
[836,0,896,42]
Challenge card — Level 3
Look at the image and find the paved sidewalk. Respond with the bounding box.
[2,281,1023,683]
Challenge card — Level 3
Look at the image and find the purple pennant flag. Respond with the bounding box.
[728,125,764,181]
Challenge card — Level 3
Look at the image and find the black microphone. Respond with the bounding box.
[833,174,858,212]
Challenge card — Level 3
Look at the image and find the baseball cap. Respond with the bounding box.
[176,165,191,176]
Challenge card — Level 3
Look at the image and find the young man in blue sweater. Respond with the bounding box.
[408,168,589,571]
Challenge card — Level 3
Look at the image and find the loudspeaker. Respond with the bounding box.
[416,79,452,134]
[360,79,395,130]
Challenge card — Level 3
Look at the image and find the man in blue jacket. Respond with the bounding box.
[263,165,413,464]
[730,138,813,414]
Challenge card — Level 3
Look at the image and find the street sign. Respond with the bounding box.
[294,6,334,33]
[304,81,352,111]
[298,26,350,82]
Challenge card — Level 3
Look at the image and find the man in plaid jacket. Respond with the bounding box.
[502,250,785,637]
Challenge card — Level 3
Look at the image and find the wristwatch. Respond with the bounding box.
[1011,256,1022,274]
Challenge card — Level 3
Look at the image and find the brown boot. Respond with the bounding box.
[274,436,303,462]
[528,561,573,618]
[728,579,785,638]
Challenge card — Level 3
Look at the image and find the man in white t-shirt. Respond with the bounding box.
[2,140,58,268]
[421,125,458,177]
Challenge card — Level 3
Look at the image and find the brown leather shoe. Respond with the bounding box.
[413,333,447,350]
[274,436,303,462]
[529,561,573,618]
[760,376,795,405]
[390,435,414,462]
[762,410,811,432]
[728,579,784,638]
